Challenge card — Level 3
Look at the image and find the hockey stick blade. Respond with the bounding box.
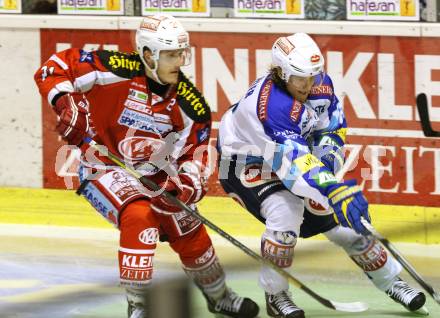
[361,218,440,305]
[295,278,368,312]
[330,301,369,312]
[83,138,369,312]
[416,93,440,137]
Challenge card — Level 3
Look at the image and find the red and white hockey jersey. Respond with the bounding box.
[34,49,211,176]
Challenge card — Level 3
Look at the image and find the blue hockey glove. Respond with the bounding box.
[326,180,371,234]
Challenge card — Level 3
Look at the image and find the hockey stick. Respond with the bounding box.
[361,218,440,305]
[82,137,368,313]
[416,93,440,137]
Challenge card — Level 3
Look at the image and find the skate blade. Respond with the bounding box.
[413,305,429,316]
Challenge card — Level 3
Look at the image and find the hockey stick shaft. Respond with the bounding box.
[83,137,367,312]
[416,93,440,137]
[361,218,440,304]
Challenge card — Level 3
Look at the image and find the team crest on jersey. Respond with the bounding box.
[176,73,210,123]
[118,136,166,161]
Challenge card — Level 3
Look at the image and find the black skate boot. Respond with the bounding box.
[265,290,305,318]
[203,287,259,318]
[386,278,428,314]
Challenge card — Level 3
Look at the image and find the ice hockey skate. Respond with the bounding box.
[127,301,147,318]
[203,287,259,318]
[386,277,429,315]
[265,291,305,318]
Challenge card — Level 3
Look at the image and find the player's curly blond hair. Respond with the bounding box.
[269,65,287,91]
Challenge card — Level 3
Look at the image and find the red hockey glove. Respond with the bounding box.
[53,93,90,146]
[150,172,205,214]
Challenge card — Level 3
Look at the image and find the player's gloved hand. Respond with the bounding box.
[53,93,90,146]
[326,180,371,234]
[150,172,204,214]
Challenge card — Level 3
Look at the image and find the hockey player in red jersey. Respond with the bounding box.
[34,14,259,318]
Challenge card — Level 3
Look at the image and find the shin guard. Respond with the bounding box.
[182,248,226,301]
[325,226,402,291]
[172,226,227,301]
[259,230,297,295]
[349,236,402,291]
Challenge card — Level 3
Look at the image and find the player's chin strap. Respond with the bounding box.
[361,217,440,305]
[81,137,367,313]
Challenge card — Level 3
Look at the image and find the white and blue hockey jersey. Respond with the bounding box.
[218,73,347,208]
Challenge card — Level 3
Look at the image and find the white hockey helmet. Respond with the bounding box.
[135,14,191,83]
[272,33,324,81]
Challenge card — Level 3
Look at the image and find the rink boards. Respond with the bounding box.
[1,187,439,244]
[0,16,440,244]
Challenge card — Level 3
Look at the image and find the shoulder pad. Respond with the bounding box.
[96,51,144,79]
[176,72,211,123]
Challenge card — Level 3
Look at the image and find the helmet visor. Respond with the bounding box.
[160,47,192,67]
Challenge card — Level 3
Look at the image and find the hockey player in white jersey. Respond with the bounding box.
[217,33,427,317]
